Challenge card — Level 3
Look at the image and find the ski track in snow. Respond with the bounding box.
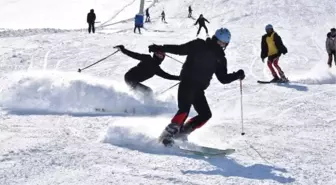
[1,0,336,185]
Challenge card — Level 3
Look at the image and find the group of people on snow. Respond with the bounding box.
[85,6,335,146]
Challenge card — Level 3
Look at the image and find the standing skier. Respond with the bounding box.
[113,45,180,96]
[149,28,245,146]
[134,14,142,34]
[326,28,336,68]
[161,10,166,23]
[261,24,288,82]
[87,9,96,34]
[145,8,151,22]
[188,6,192,18]
[194,14,210,36]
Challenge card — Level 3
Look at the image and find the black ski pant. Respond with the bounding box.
[134,26,141,33]
[162,17,166,22]
[171,80,212,134]
[328,51,336,67]
[197,25,208,35]
[124,74,152,96]
[146,15,150,22]
[88,23,95,33]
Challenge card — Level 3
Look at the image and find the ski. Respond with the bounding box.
[178,145,235,156]
[257,80,289,84]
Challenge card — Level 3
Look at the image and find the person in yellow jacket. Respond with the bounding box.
[261,24,288,82]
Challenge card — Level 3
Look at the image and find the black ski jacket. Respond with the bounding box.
[195,17,209,26]
[87,11,96,24]
[121,48,179,83]
[261,32,287,59]
[159,38,240,90]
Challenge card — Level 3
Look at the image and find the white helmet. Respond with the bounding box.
[215,28,231,43]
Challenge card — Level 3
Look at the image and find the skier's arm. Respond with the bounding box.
[149,39,199,56]
[194,19,199,25]
[326,37,331,54]
[215,58,242,84]
[121,48,149,61]
[260,36,267,59]
[205,18,210,23]
[274,33,287,54]
[156,67,180,80]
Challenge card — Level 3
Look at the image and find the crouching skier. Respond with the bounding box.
[113,45,180,97]
[148,28,245,146]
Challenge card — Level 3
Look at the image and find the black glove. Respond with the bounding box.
[149,44,163,53]
[114,45,125,51]
[236,69,245,80]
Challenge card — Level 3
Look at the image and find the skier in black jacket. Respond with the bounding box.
[261,24,288,82]
[194,14,210,36]
[149,28,245,146]
[114,45,180,96]
[87,9,96,33]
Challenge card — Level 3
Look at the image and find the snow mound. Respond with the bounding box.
[0,71,176,115]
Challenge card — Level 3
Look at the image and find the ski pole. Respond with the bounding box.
[78,50,119,73]
[165,54,183,64]
[240,80,245,135]
[158,82,180,95]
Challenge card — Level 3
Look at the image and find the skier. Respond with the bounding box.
[148,28,245,146]
[326,28,336,68]
[194,14,210,36]
[145,8,151,22]
[188,6,192,18]
[134,14,142,34]
[260,24,288,82]
[87,9,96,34]
[161,10,166,23]
[113,45,180,96]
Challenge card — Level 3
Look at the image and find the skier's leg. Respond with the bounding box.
[134,26,136,33]
[92,23,95,33]
[267,57,279,80]
[88,24,91,33]
[138,27,141,34]
[197,26,201,35]
[273,57,287,80]
[204,25,209,34]
[160,81,195,145]
[180,90,211,136]
[332,52,336,66]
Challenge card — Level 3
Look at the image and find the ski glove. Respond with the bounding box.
[148,44,163,53]
[236,69,245,80]
[114,45,125,51]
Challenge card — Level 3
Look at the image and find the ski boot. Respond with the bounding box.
[158,123,180,147]
[279,72,289,83]
[270,76,280,83]
[173,124,193,142]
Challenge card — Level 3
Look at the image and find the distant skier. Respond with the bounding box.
[161,11,166,23]
[149,28,245,146]
[113,45,180,96]
[326,28,336,68]
[194,14,209,36]
[87,9,96,34]
[188,6,192,18]
[134,14,142,34]
[145,8,151,22]
[260,24,288,82]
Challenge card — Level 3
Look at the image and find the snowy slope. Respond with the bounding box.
[1,0,336,185]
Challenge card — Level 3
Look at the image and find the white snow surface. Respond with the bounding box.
[1,0,336,185]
